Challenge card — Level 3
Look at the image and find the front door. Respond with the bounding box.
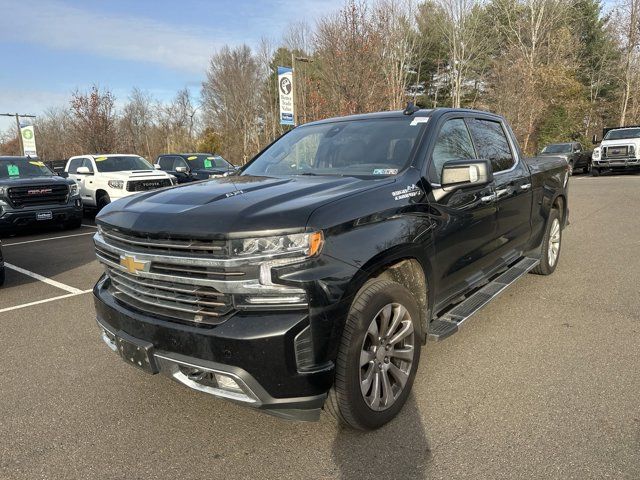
[426,116,501,309]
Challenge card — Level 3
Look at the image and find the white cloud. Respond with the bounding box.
[0,0,219,73]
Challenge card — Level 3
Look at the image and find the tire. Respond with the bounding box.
[531,209,562,275]
[64,217,83,230]
[591,167,600,177]
[583,163,591,174]
[0,266,4,287]
[96,193,111,212]
[326,278,422,430]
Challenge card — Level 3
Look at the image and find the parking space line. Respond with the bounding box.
[0,290,93,314]
[4,263,85,294]
[2,231,95,247]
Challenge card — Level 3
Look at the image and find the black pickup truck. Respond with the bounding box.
[0,156,83,232]
[92,108,569,429]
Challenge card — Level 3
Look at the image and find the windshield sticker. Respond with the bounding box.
[207,156,216,160]
[392,184,421,201]
[95,156,108,161]
[187,156,198,160]
[410,117,430,126]
[29,161,45,167]
[373,168,398,175]
[204,159,213,168]
[7,164,19,176]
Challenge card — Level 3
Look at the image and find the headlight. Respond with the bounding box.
[592,147,601,160]
[69,184,78,196]
[231,231,323,258]
[108,180,124,189]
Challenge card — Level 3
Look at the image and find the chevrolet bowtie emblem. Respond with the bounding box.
[120,255,148,275]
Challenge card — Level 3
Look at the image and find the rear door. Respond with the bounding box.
[426,115,501,307]
[467,117,532,264]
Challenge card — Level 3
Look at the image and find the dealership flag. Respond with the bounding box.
[278,66,295,126]
[20,124,37,156]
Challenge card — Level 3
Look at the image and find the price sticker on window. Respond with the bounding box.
[7,164,19,176]
[204,159,212,168]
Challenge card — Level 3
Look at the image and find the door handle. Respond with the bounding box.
[520,183,532,190]
[495,188,509,197]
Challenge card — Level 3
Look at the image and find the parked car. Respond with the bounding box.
[64,154,176,212]
[91,108,569,430]
[539,142,591,175]
[0,156,83,232]
[154,153,236,183]
[591,126,640,176]
[0,241,4,286]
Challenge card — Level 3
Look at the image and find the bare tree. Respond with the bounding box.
[615,0,640,125]
[69,85,117,153]
[120,88,155,158]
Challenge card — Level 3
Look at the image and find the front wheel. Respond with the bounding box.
[0,266,5,287]
[591,167,600,177]
[583,162,591,174]
[96,193,111,212]
[326,278,421,430]
[532,209,562,275]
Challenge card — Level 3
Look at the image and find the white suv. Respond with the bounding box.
[65,154,175,211]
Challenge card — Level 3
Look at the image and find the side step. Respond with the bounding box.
[428,257,540,341]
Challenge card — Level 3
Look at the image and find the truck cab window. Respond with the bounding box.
[468,119,515,172]
[68,158,82,174]
[431,118,476,182]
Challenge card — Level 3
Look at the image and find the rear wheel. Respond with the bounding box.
[532,209,562,275]
[326,278,421,430]
[591,167,600,177]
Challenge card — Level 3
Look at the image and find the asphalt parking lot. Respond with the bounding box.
[1,174,639,480]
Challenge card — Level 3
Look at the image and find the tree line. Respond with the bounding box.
[1,0,638,164]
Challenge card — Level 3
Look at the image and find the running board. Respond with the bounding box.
[428,257,540,341]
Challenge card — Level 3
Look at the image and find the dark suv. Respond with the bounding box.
[155,153,236,183]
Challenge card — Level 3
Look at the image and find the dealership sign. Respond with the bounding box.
[278,66,295,126]
[20,124,37,156]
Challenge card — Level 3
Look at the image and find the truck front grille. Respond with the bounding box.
[126,179,172,192]
[7,184,69,208]
[603,146,630,158]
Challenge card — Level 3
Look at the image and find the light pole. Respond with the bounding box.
[291,55,313,125]
[1,112,36,155]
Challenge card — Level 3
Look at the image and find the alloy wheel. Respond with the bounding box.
[548,218,561,266]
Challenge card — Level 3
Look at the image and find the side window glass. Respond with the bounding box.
[467,119,515,172]
[174,158,188,170]
[68,159,81,174]
[431,118,476,182]
[82,158,94,173]
[158,157,172,170]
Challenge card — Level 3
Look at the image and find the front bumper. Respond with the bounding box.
[593,158,640,169]
[93,275,332,421]
[0,199,83,230]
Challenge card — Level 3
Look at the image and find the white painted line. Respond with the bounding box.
[0,290,92,314]
[2,231,95,247]
[4,263,84,294]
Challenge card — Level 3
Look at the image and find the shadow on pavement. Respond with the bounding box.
[331,396,431,479]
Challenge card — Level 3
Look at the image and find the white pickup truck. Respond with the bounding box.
[65,154,175,211]
[591,126,640,176]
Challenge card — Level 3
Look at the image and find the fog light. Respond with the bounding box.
[245,295,307,305]
[214,373,243,393]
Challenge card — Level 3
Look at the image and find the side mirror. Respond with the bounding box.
[592,134,599,145]
[175,166,188,173]
[441,159,493,190]
[76,166,92,175]
[154,164,162,170]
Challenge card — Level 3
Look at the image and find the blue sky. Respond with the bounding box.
[0,0,344,130]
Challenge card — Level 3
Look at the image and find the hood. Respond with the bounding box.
[97,174,394,238]
[103,170,171,180]
[0,175,73,188]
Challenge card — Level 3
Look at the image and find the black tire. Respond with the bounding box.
[583,163,591,174]
[326,278,422,430]
[64,217,83,230]
[591,167,600,177]
[96,193,111,212]
[531,209,562,275]
[0,266,4,287]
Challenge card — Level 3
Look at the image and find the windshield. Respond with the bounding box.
[95,155,152,172]
[242,117,424,178]
[541,144,572,154]
[0,158,53,179]
[184,154,232,170]
[603,128,640,141]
